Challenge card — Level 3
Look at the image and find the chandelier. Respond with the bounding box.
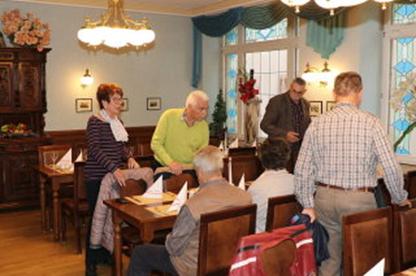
[77,0,156,49]
[281,0,395,15]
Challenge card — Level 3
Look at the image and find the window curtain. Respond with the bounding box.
[191,2,348,87]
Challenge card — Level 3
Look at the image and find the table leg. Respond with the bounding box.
[39,175,46,232]
[52,179,60,241]
[113,211,123,276]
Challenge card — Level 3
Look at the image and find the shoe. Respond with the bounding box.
[85,264,97,276]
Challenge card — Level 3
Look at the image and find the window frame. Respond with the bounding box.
[221,16,300,139]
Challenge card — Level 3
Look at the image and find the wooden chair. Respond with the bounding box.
[405,170,416,199]
[61,161,89,254]
[261,239,296,275]
[265,195,301,232]
[342,207,393,276]
[38,144,73,230]
[197,204,257,276]
[164,173,198,194]
[223,155,263,184]
[392,199,416,272]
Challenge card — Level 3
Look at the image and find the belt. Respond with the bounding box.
[317,182,375,193]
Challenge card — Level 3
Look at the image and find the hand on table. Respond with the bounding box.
[127,157,140,169]
[113,169,126,187]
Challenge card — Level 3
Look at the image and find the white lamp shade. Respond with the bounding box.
[281,0,311,7]
[80,75,93,86]
[128,30,145,46]
[373,0,394,3]
[102,28,130,48]
[77,28,93,43]
[314,0,342,9]
[340,0,367,6]
[140,29,156,44]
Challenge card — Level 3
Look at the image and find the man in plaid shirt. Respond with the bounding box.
[294,71,411,276]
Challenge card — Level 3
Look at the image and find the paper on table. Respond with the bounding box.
[56,149,73,170]
[146,204,178,216]
[142,175,163,199]
[238,174,245,190]
[229,139,238,149]
[364,258,384,276]
[168,182,187,212]
[126,192,176,206]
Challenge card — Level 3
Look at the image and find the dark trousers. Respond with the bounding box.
[85,179,111,269]
[127,244,178,276]
[151,160,198,183]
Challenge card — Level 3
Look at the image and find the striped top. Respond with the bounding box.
[85,115,127,180]
[294,103,408,208]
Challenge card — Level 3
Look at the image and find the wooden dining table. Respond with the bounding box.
[104,196,177,276]
[35,165,73,241]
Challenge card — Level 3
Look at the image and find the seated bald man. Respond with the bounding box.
[151,90,209,181]
[127,145,252,276]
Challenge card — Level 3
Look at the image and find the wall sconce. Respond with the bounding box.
[301,62,336,87]
[80,68,93,87]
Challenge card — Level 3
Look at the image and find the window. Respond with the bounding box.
[382,3,416,160]
[222,18,298,138]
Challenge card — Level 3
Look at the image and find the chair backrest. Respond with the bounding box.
[261,239,296,275]
[223,155,263,184]
[405,170,416,199]
[137,142,153,157]
[38,144,72,166]
[198,204,257,276]
[393,199,416,272]
[342,207,393,276]
[120,179,147,197]
[164,174,198,194]
[73,161,86,204]
[265,195,301,232]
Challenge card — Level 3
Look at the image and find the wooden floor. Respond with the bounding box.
[0,209,126,276]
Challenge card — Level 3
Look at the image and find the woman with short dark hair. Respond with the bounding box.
[85,83,139,275]
[248,138,295,233]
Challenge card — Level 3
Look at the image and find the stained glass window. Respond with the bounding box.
[245,50,288,137]
[392,4,416,24]
[225,27,238,46]
[390,37,416,155]
[245,19,288,43]
[225,53,238,134]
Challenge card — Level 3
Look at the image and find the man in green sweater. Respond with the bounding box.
[151,90,209,178]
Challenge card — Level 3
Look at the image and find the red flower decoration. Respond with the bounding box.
[238,69,259,104]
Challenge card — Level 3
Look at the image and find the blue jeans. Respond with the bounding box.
[127,244,178,276]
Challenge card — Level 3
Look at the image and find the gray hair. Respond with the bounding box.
[185,90,209,108]
[193,145,224,173]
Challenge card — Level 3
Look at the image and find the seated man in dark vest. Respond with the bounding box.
[127,145,252,276]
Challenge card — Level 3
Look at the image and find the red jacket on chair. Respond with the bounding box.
[229,224,316,276]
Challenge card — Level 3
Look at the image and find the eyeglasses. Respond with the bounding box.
[111,96,122,103]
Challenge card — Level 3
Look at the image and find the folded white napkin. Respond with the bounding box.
[218,141,224,151]
[168,182,188,212]
[364,258,384,276]
[229,139,238,149]
[251,140,257,148]
[56,149,73,170]
[238,174,245,190]
[228,157,233,185]
[75,152,83,162]
[142,175,163,199]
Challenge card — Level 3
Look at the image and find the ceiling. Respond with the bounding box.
[14,0,274,16]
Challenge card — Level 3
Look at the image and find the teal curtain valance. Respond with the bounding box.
[191,2,348,87]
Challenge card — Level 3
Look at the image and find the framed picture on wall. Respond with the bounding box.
[326,101,336,112]
[309,101,323,117]
[75,98,92,113]
[121,98,128,111]
[147,97,161,110]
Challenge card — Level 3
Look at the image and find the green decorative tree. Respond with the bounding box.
[209,89,227,139]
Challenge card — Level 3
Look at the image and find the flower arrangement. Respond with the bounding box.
[390,73,416,151]
[1,9,50,51]
[238,69,259,104]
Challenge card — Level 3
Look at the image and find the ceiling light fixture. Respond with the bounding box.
[77,0,156,49]
[280,0,396,14]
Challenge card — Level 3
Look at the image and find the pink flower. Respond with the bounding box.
[1,9,50,51]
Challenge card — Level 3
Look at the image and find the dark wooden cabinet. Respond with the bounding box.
[0,48,50,210]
